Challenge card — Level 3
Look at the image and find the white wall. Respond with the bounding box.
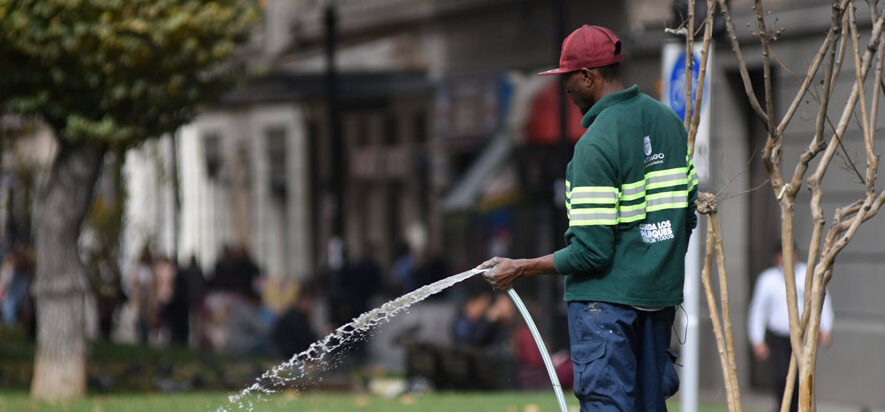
[174,105,312,280]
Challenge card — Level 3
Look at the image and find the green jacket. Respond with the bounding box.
[552,85,698,307]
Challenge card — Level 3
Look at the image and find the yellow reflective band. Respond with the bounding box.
[645,167,688,179]
[570,218,618,226]
[618,213,647,223]
[646,190,688,200]
[567,202,617,212]
[567,186,619,203]
[618,202,647,212]
[620,180,646,201]
[621,192,645,202]
[569,208,618,226]
[647,202,688,212]
[568,186,619,194]
[647,177,688,190]
[571,197,617,205]
[622,180,645,190]
[646,190,688,212]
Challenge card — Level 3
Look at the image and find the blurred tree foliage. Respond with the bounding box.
[0,0,259,399]
[0,0,258,146]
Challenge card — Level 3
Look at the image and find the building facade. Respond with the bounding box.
[123,0,885,407]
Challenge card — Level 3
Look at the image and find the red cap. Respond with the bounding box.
[538,25,623,76]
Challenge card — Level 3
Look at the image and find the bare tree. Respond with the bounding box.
[676,0,885,411]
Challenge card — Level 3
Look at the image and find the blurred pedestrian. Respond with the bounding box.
[348,244,382,317]
[148,255,176,343]
[208,245,236,292]
[132,246,156,344]
[0,247,33,327]
[479,25,695,411]
[90,257,126,341]
[232,244,261,297]
[165,258,199,346]
[391,241,417,295]
[453,289,493,346]
[225,290,273,357]
[748,243,834,412]
[272,282,318,359]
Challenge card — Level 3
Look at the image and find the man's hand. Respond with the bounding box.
[752,342,769,361]
[477,254,555,291]
[477,257,524,291]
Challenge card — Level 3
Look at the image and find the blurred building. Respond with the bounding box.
[121,0,885,407]
[131,0,627,282]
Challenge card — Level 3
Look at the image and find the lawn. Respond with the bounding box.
[0,391,733,412]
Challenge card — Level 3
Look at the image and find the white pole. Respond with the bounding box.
[661,40,712,412]
[682,229,702,412]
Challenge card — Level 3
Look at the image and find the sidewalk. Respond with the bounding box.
[697,389,883,412]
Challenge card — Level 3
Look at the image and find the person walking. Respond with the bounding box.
[748,243,834,412]
[480,25,697,411]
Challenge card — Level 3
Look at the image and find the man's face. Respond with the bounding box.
[564,69,596,114]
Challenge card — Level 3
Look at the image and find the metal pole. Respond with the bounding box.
[542,0,570,348]
[325,4,346,247]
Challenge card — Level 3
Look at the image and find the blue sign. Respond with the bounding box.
[668,52,707,121]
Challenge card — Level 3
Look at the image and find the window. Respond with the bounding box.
[203,132,221,181]
[266,126,288,200]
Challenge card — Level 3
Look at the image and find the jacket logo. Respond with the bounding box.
[644,135,665,167]
[640,220,674,244]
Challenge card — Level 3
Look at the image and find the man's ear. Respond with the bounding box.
[580,68,593,86]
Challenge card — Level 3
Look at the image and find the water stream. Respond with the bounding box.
[216,268,486,411]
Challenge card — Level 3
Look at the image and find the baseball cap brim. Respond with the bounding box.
[536,67,575,76]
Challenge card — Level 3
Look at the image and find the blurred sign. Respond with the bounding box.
[435,73,512,148]
[351,144,413,179]
[661,42,712,186]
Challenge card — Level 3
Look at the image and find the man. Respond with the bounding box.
[479,25,697,411]
[747,243,833,412]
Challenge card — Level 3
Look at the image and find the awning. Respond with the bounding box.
[441,134,512,212]
[220,70,432,106]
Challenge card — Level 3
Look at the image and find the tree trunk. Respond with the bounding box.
[30,141,106,400]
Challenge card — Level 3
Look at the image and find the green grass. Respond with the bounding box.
[0,391,733,412]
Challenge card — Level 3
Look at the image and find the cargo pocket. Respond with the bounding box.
[571,337,607,401]
[662,348,680,398]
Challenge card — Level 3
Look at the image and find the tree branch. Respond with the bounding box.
[684,0,696,130]
[716,0,770,124]
[830,10,851,96]
[786,2,843,200]
[711,215,743,412]
[688,0,716,154]
[698,206,740,412]
[776,0,849,136]
[849,5,874,171]
[809,9,885,208]
[756,0,784,194]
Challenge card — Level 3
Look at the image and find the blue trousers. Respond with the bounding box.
[567,301,679,412]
